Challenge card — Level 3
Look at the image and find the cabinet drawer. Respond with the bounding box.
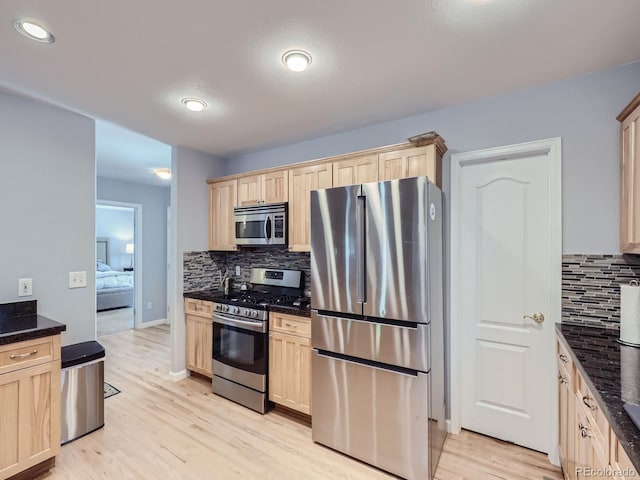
[185,298,213,317]
[270,312,311,338]
[557,338,574,381]
[0,336,57,375]
[575,369,610,462]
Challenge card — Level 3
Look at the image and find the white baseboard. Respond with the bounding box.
[446,419,460,434]
[169,369,189,381]
[139,318,168,328]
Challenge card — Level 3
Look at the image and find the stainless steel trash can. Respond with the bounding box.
[60,341,105,444]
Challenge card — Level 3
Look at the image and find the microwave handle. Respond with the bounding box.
[265,215,272,242]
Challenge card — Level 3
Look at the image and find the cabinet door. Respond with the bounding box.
[575,404,609,479]
[0,361,60,478]
[208,179,237,251]
[621,105,640,253]
[288,163,332,252]
[611,438,639,479]
[237,175,263,206]
[263,170,289,203]
[332,154,378,187]
[378,145,441,187]
[558,364,576,480]
[269,331,312,415]
[185,314,213,378]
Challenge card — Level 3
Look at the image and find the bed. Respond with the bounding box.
[96,266,134,311]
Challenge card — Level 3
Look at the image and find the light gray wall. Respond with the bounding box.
[227,61,640,254]
[0,91,96,346]
[96,206,134,271]
[169,146,226,375]
[97,177,170,323]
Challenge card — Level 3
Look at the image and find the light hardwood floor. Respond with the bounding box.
[41,325,563,480]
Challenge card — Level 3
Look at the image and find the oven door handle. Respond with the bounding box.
[213,313,267,333]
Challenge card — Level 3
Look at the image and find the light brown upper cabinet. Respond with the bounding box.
[263,170,289,204]
[379,145,442,186]
[288,163,332,251]
[619,92,640,253]
[332,154,379,187]
[208,134,447,253]
[208,179,237,251]
[237,170,289,206]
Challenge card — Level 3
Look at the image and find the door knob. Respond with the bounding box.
[523,312,545,323]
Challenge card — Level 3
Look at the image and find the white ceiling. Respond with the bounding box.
[1,0,640,179]
[95,120,171,186]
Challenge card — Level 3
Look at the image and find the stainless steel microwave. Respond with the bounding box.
[233,202,287,246]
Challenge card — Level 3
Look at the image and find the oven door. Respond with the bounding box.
[212,312,268,390]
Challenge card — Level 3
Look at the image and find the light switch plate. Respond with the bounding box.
[18,278,32,297]
[69,271,87,289]
[235,265,241,276]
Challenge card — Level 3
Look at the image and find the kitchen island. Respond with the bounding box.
[0,300,65,480]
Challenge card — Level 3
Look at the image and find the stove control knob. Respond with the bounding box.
[223,305,228,312]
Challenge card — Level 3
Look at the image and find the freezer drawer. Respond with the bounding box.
[311,311,430,372]
[312,351,430,480]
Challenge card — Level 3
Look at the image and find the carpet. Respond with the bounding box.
[97,307,134,337]
[104,382,121,399]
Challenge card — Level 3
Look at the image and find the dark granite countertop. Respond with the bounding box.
[183,289,220,303]
[0,315,66,345]
[0,300,66,345]
[184,290,311,317]
[556,323,640,471]
[268,304,311,318]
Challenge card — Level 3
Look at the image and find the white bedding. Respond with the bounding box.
[96,270,134,291]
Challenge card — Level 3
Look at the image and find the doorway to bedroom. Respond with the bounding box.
[96,202,141,336]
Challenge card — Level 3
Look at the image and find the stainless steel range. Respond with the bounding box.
[211,267,303,414]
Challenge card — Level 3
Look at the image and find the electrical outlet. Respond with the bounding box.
[18,278,32,297]
[147,302,152,310]
[69,271,87,289]
[235,265,241,276]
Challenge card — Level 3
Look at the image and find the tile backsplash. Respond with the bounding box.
[183,247,311,296]
[562,254,640,328]
[183,251,226,292]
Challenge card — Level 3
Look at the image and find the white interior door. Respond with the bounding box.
[455,140,561,455]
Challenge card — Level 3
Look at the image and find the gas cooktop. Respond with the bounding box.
[212,290,307,310]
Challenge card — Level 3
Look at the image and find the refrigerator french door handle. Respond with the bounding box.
[314,350,424,378]
[356,194,366,304]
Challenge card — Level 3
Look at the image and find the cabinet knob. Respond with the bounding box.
[582,395,597,411]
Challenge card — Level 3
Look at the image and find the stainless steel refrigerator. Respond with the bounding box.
[310,176,446,480]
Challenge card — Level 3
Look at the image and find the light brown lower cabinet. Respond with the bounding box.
[269,312,311,415]
[557,335,639,480]
[0,335,61,479]
[185,298,213,378]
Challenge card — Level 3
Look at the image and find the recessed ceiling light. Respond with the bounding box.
[181,97,207,112]
[153,168,172,180]
[282,50,312,72]
[14,20,55,43]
